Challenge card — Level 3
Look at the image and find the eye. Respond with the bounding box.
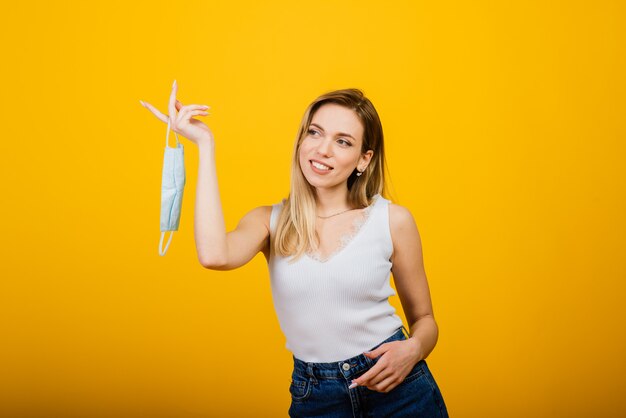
[307,128,319,136]
[337,138,352,146]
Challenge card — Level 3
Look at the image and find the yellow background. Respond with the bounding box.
[1,0,624,417]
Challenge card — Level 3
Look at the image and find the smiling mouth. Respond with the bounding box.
[310,160,333,171]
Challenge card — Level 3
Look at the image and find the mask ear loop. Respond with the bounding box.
[159,118,181,256]
[159,231,174,256]
[165,116,181,148]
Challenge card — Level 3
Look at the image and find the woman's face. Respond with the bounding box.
[298,103,373,191]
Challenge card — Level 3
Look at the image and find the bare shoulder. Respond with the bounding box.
[243,205,273,232]
[388,202,418,233]
[388,202,422,264]
[244,205,274,260]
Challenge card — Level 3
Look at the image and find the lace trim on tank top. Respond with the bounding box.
[305,195,380,263]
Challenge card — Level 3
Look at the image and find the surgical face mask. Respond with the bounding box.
[159,119,186,256]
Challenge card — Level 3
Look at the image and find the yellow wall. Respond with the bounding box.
[1,1,624,416]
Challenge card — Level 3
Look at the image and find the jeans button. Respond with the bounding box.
[342,363,351,371]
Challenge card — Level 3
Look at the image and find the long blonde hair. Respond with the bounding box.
[273,88,394,263]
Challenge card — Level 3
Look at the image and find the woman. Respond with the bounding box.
[141,81,449,417]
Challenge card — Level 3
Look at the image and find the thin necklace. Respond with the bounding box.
[317,208,357,219]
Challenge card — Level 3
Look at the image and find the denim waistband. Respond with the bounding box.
[292,326,410,381]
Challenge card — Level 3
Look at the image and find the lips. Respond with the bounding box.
[310,159,333,170]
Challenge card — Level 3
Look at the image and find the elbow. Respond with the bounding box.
[199,254,228,270]
[200,258,227,270]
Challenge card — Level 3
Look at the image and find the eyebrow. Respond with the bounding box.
[309,123,356,140]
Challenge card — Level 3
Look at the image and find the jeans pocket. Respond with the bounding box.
[289,375,312,403]
[422,362,449,417]
[399,360,426,386]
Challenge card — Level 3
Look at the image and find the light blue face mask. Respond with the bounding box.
[159,118,186,256]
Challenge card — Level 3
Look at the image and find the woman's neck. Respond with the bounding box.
[314,188,353,217]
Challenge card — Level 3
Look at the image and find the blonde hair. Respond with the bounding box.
[273,88,394,263]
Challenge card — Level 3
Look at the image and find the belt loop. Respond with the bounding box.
[401,325,411,339]
[364,353,375,368]
[306,364,318,384]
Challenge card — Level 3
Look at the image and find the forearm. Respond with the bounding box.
[407,315,439,362]
[194,141,228,266]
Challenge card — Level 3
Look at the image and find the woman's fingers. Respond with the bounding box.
[365,368,393,387]
[139,82,213,145]
[186,110,210,119]
[176,109,210,126]
[140,81,213,123]
[176,99,211,111]
[175,100,211,124]
[168,80,178,124]
[140,100,169,124]
[353,359,385,387]
[177,111,209,126]
[370,375,399,393]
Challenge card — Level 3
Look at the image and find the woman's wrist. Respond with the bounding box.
[407,336,424,363]
[198,137,215,152]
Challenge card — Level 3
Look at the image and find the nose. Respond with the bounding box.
[315,137,333,157]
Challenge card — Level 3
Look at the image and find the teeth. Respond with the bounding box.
[312,161,331,170]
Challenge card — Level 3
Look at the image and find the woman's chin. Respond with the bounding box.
[306,178,348,190]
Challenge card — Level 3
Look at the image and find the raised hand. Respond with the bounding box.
[140,80,214,146]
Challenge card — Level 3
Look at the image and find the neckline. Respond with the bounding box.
[305,194,381,264]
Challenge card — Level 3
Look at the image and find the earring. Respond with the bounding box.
[356,169,363,177]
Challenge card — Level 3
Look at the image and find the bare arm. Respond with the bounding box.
[194,142,227,267]
[195,142,271,270]
[389,203,439,362]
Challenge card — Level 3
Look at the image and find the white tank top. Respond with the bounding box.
[268,193,404,362]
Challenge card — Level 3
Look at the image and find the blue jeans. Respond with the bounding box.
[288,326,449,417]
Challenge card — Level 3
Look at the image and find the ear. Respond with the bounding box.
[359,150,374,171]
